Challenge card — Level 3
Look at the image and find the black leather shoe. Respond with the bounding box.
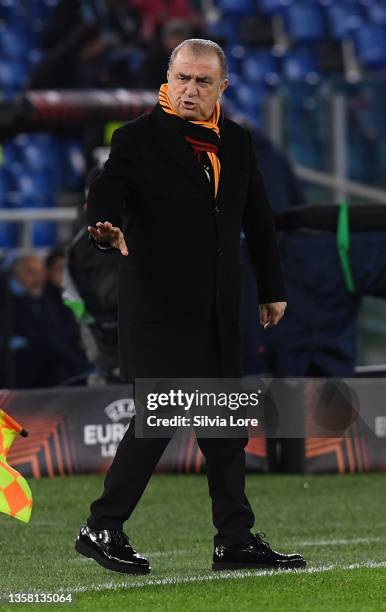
[75,521,151,574]
[212,532,306,571]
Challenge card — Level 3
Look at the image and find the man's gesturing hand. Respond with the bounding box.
[88,221,129,256]
[259,301,287,329]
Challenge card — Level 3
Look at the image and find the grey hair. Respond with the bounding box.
[11,251,41,272]
[168,38,228,81]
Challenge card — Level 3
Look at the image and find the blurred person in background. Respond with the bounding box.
[131,0,200,42]
[46,247,66,288]
[65,169,120,379]
[28,0,141,90]
[44,246,93,383]
[0,253,91,389]
[138,19,195,88]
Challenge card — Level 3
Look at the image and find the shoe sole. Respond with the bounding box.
[75,538,151,575]
[212,560,306,571]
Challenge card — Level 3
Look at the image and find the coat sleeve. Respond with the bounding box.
[242,129,287,304]
[86,126,134,234]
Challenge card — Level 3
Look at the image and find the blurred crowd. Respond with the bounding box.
[28,0,206,91]
[0,248,92,388]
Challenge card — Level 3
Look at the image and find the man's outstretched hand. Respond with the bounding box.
[260,301,287,329]
[88,221,129,256]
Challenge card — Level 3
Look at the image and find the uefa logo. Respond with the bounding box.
[83,398,136,457]
[104,399,136,422]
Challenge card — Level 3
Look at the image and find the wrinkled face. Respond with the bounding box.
[167,47,228,121]
[14,256,46,297]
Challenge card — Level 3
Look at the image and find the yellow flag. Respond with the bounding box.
[0,409,33,523]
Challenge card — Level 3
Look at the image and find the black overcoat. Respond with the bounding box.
[87,104,286,381]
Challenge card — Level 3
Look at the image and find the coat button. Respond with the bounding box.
[217,247,223,256]
[214,205,220,213]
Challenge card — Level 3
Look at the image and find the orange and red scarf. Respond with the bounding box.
[158,82,222,198]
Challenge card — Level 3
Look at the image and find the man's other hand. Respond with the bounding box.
[259,301,287,328]
[88,221,129,256]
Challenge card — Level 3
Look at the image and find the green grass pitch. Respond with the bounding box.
[0,473,386,611]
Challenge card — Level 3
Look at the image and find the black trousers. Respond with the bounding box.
[87,414,255,546]
[87,316,255,547]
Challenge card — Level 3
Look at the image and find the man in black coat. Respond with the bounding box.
[75,39,306,573]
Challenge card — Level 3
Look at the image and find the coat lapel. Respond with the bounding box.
[216,120,233,208]
[149,107,213,201]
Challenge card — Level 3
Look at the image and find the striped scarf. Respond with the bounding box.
[159,82,222,198]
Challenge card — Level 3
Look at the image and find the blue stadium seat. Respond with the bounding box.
[325,2,364,40]
[216,0,255,16]
[352,25,386,68]
[282,2,326,43]
[23,145,50,172]
[227,54,243,76]
[206,16,240,46]
[4,133,65,210]
[28,0,57,20]
[0,223,19,248]
[281,47,320,81]
[0,172,5,208]
[28,47,43,69]
[8,165,54,208]
[223,72,242,103]
[233,108,264,130]
[226,44,246,74]
[3,137,25,165]
[21,134,62,193]
[257,0,290,17]
[59,139,86,190]
[367,1,386,27]
[43,0,59,8]
[0,0,24,20]
[0,60,28,89]
[31,221,57,248]
[0,24,31,59]
[234,82,268,109]
[0,168,12,207]
[242,49,280,84]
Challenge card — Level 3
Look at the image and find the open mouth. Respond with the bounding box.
[181,101,196,109]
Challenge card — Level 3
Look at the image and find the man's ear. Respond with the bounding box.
[166,69,170,82]
[220,78,229,96]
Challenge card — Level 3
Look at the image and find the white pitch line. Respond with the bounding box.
[60,561,386,593]
[294,537,384,547]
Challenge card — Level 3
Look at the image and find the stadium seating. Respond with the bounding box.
[282,2,326,43]
[206,15,240,46]
[352,25,386,68]
[367,1,386,26]
[31,220,57,247]
[0,1,74,248]
[256,0,289,17]
[281,47,320,81]
[216,0,255,16]
[0,222,19,247]
[242,49,280,83]
[324,2,365,40]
